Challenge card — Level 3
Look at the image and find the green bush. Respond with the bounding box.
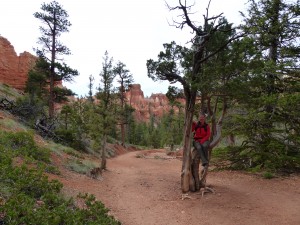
[14,95,47,124]
[0,131,50,163]
[55,129,86,151]
[0,131,121,224]
[263,171,275,179]
[213,143,300,174]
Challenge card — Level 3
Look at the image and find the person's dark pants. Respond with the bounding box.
[193,140,209,166]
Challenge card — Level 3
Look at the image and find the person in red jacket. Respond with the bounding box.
[192,114,211,167]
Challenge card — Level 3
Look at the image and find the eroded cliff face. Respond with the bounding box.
[0,36,36,91]
[125,84,184,122]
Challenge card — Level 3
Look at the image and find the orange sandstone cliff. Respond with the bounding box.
[125,84,184,122]
[0,36,36,90]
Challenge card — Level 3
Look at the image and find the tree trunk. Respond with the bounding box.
[121,122,125,146]
[49,75,54,118]
[190,149,201,192]
[49,31,56,119]
[227,134,235,146]
[100,134,107,170]
[181,92,196,193]
[120,81,125,146]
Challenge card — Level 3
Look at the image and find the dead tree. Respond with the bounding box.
[35,116,63,142]
[0,97,16,111]
[0,97,62,142]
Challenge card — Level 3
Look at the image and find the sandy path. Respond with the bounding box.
[52,149,300,225]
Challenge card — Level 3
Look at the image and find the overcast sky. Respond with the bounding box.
[0,0,248,97]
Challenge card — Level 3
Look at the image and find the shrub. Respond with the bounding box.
[263,172,275,179]
[0,131,120,224]
[0,131,50,163]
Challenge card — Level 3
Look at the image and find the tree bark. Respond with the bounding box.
[190,149,201,192]
[181,91,196,193]
[120,80,125,146]
[101,134,107,170]
[49,27,56,119]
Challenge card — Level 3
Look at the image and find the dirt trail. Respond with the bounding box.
[51,149,300,225]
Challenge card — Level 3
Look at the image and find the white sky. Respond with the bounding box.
[0,0,248,97]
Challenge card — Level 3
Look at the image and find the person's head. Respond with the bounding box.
[199,114,206,124]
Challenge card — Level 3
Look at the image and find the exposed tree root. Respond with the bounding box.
[201,186,215,197]
[181,193,193,200]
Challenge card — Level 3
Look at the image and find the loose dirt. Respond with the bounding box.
[50,149,300,225]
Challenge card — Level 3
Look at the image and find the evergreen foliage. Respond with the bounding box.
[86,51,118,169]
[0,131,120,225]
[87,75,95,103]
[113,61,134,146]
[55,100,91,151]
[25,57,48,101]
[221,0,300,173]
[33,1,78,118]
[124,112,184,149]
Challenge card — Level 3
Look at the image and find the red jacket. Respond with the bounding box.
[192,121,211,144]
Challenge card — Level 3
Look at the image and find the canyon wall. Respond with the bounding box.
[125,84,184,122]
[0,36,36,91]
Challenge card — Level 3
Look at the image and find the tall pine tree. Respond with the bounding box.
[228,0,300,171]
[113,61,134,146]
[34,1,78,118]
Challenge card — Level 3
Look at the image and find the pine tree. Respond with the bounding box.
[92,51,117,170]
[113,61,134,146]
[227,0,300,171]
[25,57,48,101]
[34,1,78,118]
[87,75,95,103]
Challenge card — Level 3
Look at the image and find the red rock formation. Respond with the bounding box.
[0,36,36,91]
[125,84,185,123]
